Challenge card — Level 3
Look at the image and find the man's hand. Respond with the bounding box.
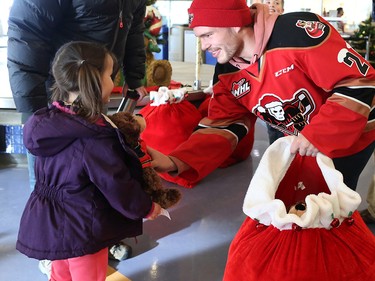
[122,85,148,100]
[147,146,178,173]
[290,134,319,157]
[135,86,148,100]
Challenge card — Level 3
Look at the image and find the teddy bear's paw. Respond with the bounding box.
[153,189,182,209]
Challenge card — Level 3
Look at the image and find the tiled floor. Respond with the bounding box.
[0,119,374,281]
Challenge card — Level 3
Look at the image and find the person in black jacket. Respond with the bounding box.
[8,0,148,124]
[7,0,148,273]
[7,0,148,187]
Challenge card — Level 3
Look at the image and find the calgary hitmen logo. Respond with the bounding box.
[252,89,315,136]
[296,20,325,38]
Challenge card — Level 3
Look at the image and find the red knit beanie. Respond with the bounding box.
[188,0,253,28]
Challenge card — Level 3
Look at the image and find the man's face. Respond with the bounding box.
[193,26,242,64]
[263,0,284,15]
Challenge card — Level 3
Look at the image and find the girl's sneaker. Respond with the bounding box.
[108,242,132,261]
[38,259,52,280]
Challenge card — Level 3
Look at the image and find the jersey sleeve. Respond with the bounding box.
[280,14,375,157]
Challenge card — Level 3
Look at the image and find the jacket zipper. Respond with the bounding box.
[119,10,124,28]
[110,0,124,51]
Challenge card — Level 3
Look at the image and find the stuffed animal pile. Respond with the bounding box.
[108,112,181,209]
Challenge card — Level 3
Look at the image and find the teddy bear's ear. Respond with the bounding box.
[134,114,146,132]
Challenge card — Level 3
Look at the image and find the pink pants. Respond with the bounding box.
[50,248,108,281]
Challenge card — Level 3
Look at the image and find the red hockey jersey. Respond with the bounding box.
[169,11,375,184]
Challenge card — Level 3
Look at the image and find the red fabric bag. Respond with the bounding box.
[223,136,375,281]
[140,87,253,188]
[224,212,375,281]
[139,97,201,155]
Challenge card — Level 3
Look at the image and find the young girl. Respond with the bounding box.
[16,41,161,281]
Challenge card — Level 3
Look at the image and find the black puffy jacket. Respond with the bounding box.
[7,0,146,121]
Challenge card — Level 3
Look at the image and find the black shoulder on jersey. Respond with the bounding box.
[267,12,331,50]
[213,62,239,84]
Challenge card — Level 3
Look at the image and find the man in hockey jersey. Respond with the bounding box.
[148,0,375,193]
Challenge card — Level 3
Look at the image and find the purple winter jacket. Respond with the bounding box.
[17,105,152,260]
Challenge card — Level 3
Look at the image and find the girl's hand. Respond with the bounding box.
[290,134,319,157]
[147,203,162,220]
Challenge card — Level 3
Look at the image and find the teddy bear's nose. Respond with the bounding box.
[295,202,306,211]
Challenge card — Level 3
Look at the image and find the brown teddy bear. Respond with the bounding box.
[288,201,307,217]
[107,111,181,209]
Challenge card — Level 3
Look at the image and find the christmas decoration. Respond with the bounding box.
[349,16,375,64]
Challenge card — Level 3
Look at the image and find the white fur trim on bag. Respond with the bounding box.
[150,87,188,106]
[242,136,361,230]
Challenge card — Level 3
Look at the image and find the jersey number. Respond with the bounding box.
[338,48,369,76]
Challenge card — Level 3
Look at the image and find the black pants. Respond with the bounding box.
[333,141,375,190]
[267,124,285,144]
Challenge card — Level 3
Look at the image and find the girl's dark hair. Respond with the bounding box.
[51,41,118,122]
